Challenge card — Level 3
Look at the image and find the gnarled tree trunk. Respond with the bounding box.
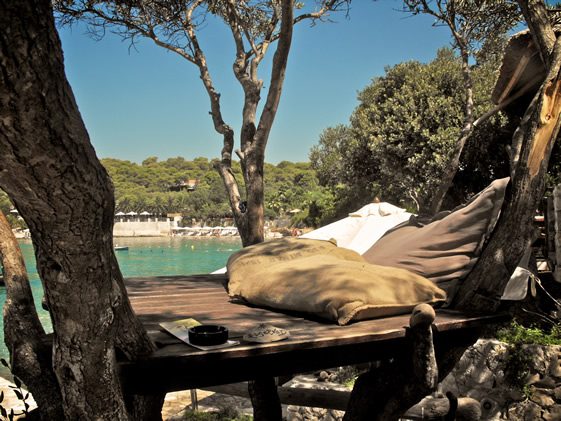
[0,1,163,418]
[454,0,561,311]
[0,211,64,419]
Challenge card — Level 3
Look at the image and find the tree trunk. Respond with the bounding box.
[454,2,561,311]
[0,1,163,418]
[220,0,293,247]
[0,211,64,419]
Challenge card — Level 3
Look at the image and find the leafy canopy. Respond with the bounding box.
[310,47,512,214]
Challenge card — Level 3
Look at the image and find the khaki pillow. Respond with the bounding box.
[227,240,446,325]
[227,237,363,295]
[363,178,509,296]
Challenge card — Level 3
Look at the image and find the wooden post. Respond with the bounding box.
[248,377,282,421]
[343,304,438,421]
[546,196,556,267]
[553,184,561,281]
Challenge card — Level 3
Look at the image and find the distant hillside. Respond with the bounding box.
[100,156,334,226]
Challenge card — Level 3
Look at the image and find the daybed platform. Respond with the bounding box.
[120,274,507,396]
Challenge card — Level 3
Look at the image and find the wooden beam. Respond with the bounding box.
[248,377,281,421]
[201,382,351,411]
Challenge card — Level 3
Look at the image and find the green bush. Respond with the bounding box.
[496,320,561,346]
[496,321,561,390]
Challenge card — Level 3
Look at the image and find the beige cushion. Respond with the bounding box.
[227,238,446,325]
[227,238,363,295]
[363,178,509,296]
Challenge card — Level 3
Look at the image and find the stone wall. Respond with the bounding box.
[441,339,561,420]
[282,340,561,420]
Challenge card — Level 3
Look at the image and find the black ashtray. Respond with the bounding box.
[188,325,228,346]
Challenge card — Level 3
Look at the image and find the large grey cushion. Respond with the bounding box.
[363,178,509,296]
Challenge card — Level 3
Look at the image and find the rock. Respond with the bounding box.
[507,400,543,421]
[531,389,556,407]
[327,374,338,382]
[507,388,526,401]
[532,346,547,370]
[525,372,540,385]
[456,397,481,421]
[439,340,561,420]
[317,371,330,382]
[534,376,557,388]
[549,355,561,377]
[286,408,303,421]
[554,386,561,400]
[544,404,561,421]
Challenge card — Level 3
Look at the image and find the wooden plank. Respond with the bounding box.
[125,276,506,351]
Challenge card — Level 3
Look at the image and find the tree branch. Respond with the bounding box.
[254,0,294,159]
[518,0,556,66]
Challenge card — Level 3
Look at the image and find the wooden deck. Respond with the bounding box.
[121,274,507,395]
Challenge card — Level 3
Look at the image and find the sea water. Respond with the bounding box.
[0,237,241,377]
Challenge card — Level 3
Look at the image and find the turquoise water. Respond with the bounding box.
[0,237,241,377]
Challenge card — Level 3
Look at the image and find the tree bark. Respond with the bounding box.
[0,211,64,419]
[518,0,556,67]
[0,1,162,418]
[454,1,561,311]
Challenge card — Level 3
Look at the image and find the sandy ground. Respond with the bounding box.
[0,376,37,419]
[163,389,253,420]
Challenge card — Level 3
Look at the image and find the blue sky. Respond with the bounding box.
[58,1,453,164]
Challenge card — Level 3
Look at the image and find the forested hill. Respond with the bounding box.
[100,156,335,226]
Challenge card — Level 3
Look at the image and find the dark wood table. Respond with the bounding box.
[121,274,506,395]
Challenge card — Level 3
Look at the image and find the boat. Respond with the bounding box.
[114,246,129,251]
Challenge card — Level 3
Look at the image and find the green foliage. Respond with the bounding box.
[522,384,534,401]
[102,157,328,226]
[310,47,512,216]
[504,345,533,390]
[496,320,561,346]
[0,191,26,230]
[497,321,561,389]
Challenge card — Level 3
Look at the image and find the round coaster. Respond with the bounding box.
[243,323,290,343]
